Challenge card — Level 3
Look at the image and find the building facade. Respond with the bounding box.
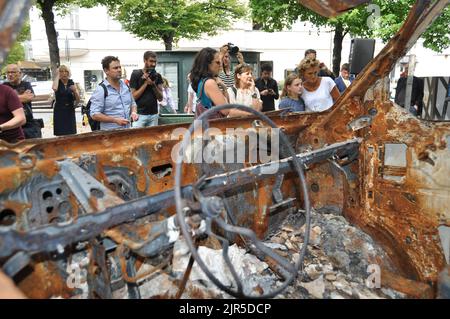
[28,5,450,111]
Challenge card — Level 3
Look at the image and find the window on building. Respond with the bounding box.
[231,62,259,78]
[284,69,296,79]
[261,61,273,69]
[84,70,104,93]
[70,8,80,30]
[156,62,179,110]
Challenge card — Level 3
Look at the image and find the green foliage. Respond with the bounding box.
[105,0,246,49]
[249,0,326,32]
[54,0,104,16]
[423,5,450,52]
[16,20,31,42]
[5,20,31,65]
[373,0,450,53]
[5,43,25,66]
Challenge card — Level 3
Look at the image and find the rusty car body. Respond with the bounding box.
[0,0,449,298]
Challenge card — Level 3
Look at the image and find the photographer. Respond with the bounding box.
[255,63,279,112]
[218,43,245,88]
[130,51,163,127]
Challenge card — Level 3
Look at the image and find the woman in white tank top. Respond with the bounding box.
[298,58,340,112]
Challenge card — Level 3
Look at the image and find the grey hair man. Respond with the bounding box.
[4,64,41,138]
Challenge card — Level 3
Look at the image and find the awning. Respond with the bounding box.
[17,60,43,69]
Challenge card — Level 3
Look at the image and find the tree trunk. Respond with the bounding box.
[162,34,173,51]
[332,23,345,77]
[37,0,60,77]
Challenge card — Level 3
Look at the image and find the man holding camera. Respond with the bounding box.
[255,63,279,112]
[130,51,163,127]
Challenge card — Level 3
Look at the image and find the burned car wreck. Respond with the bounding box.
[0,0,449,299]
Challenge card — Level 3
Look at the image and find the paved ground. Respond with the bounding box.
[34,109,92,138]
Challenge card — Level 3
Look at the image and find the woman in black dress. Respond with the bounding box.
[52,65,80,136]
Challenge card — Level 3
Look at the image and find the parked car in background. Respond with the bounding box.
[27,78,86,109]
[75,82,86,108]
[30,80,54,109]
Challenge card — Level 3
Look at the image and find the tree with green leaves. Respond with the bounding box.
[105,0,247,51]
[249,0,375,75]
[373,0,450,53]
[250,0,450,76]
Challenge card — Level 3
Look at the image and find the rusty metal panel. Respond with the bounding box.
[1,0,450,299]
[300,0,370,17]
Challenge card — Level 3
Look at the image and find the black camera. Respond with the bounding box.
[227,43,239,55]
[146,68,158,81]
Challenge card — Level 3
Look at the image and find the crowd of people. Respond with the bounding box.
[186,46,345,118]
[0,44,422,142]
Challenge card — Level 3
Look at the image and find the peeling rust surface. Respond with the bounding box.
[300,0,370,18]
[1,0,450,299]
[292,0,450,289]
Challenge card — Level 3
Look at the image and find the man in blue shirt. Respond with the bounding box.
[90,56,138,130]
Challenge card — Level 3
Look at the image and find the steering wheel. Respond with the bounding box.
[174,104,312,298]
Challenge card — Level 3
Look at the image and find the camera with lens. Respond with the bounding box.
[226,43,240,56]
[146,68,158,81]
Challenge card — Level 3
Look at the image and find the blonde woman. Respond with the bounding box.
[297,58,340,112]
[279,74,305,112]
[227,64,262,116]
[52,65,80,136]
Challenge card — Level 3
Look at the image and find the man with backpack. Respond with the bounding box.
[90,56,138,130]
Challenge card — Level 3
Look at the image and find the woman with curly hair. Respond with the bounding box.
[297,58,340,112]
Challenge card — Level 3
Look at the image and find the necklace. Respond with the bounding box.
[61,80,69,90]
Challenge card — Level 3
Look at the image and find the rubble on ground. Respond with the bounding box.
[107,209,408,299]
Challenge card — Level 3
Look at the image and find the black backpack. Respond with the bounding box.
[82,82,107,131]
